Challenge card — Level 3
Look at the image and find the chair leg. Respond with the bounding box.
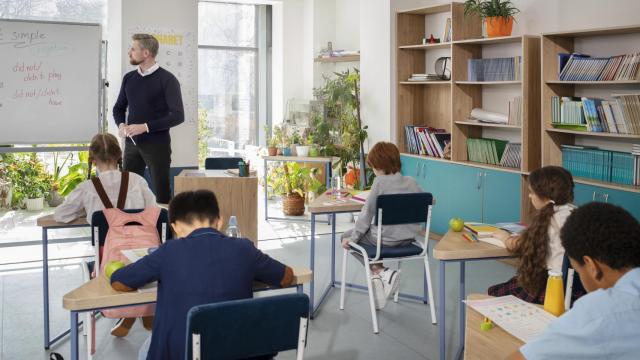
[424,256,437,325]
[87,312,96,359]
[393,262,401,303]
[363,258,379,334]
[296,317,308,360]
[339,249,348,310]
[81,262,90,337]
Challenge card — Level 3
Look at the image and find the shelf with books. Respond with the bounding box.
[541,25,640,184]
[455,81,522,85]
[399,43,452,50]
[545,128,640,139]
[451,35,541,173]
[455,120,522,129]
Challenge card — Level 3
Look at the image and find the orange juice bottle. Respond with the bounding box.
[543,270,565,316]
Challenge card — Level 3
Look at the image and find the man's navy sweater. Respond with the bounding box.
[113,67,184,144]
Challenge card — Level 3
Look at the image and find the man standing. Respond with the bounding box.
[113,34,184,204]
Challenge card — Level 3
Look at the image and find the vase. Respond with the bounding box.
[296,145,310,157]
[48,190,64,207]
[25,197,44,211]
[485,16,513,37]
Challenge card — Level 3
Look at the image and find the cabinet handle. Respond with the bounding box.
[604,193,609,203]
[422,163,427,179]
[592,191,596,201]
[415,163,420,177]
[477,172,482,189]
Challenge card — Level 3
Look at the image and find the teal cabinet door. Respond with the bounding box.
[400,155,421,180]
[440,163,483,228]
[421,159,455,234]
[483,170,521,224]
[605,189,640,220]
[573,183,601,206]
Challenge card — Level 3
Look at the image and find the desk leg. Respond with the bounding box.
[264,158,269,221]
[70,311,79,360]
[43,227,50,349]
[456,261,466,360]
[331,213,336,286]
[309,214,316,318]
[326,162,332,225]
[438,261,445,360]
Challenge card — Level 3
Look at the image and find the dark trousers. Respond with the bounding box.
[123,141,172,204]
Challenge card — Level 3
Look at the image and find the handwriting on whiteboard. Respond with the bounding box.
[0,27,48,48]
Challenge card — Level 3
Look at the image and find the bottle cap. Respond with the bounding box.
[548,270,563,277]
[229,215,237,226]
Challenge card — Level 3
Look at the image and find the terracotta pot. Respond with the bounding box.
[485,16,513,37]
[268,147,278,156]
[282,193,305,216]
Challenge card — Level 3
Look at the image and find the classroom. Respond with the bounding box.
[1,0,639,359]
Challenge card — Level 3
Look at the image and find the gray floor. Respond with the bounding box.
[0,230,516,360]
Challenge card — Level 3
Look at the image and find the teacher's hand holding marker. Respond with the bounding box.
[118,122,148,146]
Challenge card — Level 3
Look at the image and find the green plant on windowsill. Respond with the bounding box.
[57,151,93,197]
[5,153,52,208]
[269,162,324,197]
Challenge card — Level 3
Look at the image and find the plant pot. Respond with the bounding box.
[282,147,292,156]
[308,147,319,157]
[282,193,305,216]
[296,145,310,157]
[268,147,278,156]
[47,190,64,207]
[25,197,44,211]
[485,16,513,37]
[277,147,283,155]
[290,145,298,156]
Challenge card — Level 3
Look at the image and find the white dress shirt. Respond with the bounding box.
[54,170,157,224]
[546,203,576,272]
[137,62,160,77]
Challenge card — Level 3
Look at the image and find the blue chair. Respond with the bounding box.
[204,157,244,170]
[186,294,310,360]
[340,193,437,333]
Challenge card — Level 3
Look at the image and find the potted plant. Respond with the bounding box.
[296,132,311,157]
[48,151,73,207]
[270,162,322,216]
[290,131,301,156]
[265,124,280,156]
[307,134,319,157]
[464,0,519,38]
[9,154,52,211]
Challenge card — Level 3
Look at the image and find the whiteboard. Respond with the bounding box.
[0,19,101,145]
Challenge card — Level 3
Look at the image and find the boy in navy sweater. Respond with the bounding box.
[111,190,293,360]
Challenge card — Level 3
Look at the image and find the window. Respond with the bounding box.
[198,1,263,158]
[0,0,106,25]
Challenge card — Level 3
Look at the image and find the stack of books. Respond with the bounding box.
[508,96,523,125]
[500,143,522,168]
[551,95,640,134]
[404,125,450,158]
[462,223,505,248]
[467,138,510,167]
[467,57,521,81]
[558,52,640,81]
[562,145,636,185]
[633,144,640,186]
[407,73,443,82]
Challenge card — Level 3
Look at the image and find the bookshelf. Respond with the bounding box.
[541,25,640,193]
[314,55,360,63]
[451,35,541,173]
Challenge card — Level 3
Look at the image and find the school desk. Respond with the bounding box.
[433,230,514,360]
[174,169,258,243]
[62,267,313,360]
[464,294,524,360]
[262,155,337,222]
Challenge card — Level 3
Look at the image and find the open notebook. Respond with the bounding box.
[464,295,556,343]
[120,248,158,293]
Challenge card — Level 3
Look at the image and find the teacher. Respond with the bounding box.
[113,33,184,204]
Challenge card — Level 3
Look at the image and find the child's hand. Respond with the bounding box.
[492,229,512,242]
[341,238,352,249]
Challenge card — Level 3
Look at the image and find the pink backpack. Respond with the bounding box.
[91,173,160,318]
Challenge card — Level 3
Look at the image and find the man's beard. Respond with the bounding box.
[130,58,142,66]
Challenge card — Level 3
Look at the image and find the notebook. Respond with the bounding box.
[350,190,371,203]
[121,248,158,293]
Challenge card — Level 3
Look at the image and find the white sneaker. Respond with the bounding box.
[371,274,387,309]
[380,268,400,299]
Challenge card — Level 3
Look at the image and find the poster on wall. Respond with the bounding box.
[126,27,197,125]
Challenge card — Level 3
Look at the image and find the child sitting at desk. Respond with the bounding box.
[488,166,577,304]
[111,189,294,360]
[340,141,424,309]
[54,133,157,336]
[509,202,640,359]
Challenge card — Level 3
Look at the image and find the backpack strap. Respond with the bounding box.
[91,177,113,209]
[117,171,129,209]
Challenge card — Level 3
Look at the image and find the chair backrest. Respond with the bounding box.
[561,254,586,309]
[204,157,243,170]
[91,208,171,247]
[186,293,310,360]
[374,193,433,225]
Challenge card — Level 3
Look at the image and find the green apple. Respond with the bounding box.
[104,260,126,279]
[449,217,465,232]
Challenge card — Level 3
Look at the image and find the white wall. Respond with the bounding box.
[107,0,198,167]
[367,0,640,148]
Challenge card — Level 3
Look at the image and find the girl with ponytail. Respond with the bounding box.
[488,166,577,304]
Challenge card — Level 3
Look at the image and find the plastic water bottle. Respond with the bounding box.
[226,215,241,238]
[543,270,565,316]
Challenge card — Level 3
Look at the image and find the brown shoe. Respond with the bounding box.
[141,316,154,331]
[110,317,136,337]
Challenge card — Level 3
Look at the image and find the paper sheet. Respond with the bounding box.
[464,295,556,343]
[120,248,158,293]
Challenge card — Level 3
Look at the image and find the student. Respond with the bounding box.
[340,141,424,309]
[488,166,576,304]
[509,202,640,359]
[54,133,157,336]
[111,190,294,360]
